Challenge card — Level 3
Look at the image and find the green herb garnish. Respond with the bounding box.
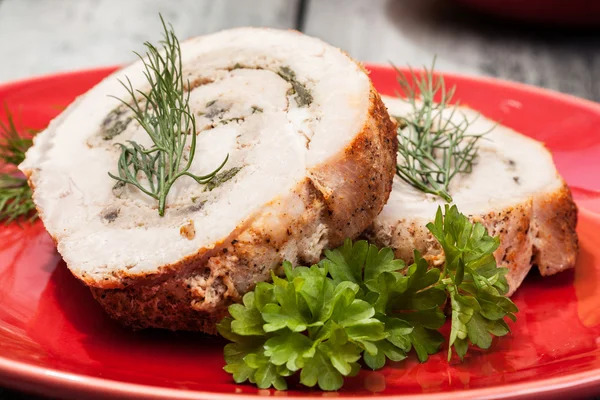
[0,175,35,224]
[0,107,33,166]
[218,205,517,390]
[108,16,227,216]
[393,60,489,202]
[0,107,37,224]
[427,205,517,360]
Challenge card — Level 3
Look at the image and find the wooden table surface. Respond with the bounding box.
[0,0,599,100]
[0,0,598,398]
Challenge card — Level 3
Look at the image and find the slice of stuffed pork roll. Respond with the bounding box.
[20,28,397,333]
[365,95,578,296]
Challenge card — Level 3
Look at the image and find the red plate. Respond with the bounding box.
[1,65,600,400]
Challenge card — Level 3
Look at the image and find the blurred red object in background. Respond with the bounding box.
[453,0,600,26]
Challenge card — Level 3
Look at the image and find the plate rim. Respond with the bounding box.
[0,65,599,399]
[1,355,600,400]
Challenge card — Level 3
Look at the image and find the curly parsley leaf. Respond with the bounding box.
[323,240,450,364]
[427,204,518,361]
[219,205,518,390]
[217,261,385,391]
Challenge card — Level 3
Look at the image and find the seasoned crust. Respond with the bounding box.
[476,202,534,295]
[531,182,578,276]
[309,88,397,244]
[85,83,397,333]
[365,180,578,296]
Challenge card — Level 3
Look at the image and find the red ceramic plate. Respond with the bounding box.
[0,65,599,400]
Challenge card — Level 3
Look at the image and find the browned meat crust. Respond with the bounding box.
[365,180,578,297]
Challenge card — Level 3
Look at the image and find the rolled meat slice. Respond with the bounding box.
[20,28,397,333]
[366,95,578,296]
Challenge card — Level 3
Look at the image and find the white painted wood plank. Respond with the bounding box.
[0,0,299,83]
[303,0,600,101]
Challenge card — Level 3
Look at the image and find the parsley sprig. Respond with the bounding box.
[218,205,518,391]
[427,205,518,360]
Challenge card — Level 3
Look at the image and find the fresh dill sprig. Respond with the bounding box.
[109,15,227,216]
[392,59,488,202]
[0,176,35,224]
[0,106,37,224]
[0,105,33,166]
